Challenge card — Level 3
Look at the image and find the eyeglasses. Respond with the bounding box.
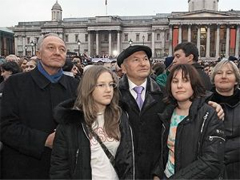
[26,65,35,68]
[95,83,117,89]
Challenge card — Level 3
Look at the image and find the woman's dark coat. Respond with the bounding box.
[119,74,166,179]
[154,93,225,179]
[0,68,78,179]
[210,88,240,179]
[50,99,135,179]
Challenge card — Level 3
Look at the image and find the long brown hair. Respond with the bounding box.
[74,65,121,140]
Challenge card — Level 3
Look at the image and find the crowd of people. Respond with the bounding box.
[0,33,239,180]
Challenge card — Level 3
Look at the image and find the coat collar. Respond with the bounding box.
[119,74,163,94]
[30,68,69,90]
[53,98,84,124]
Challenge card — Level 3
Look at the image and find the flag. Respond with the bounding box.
[105,0,107,5]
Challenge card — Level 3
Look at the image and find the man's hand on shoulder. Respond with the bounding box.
[208,101,224,120]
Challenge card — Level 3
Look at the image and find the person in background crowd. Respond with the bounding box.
[151,62,165,80]
[156,56,174,87]
[25,59,37,72]
[5,54,19,62]
[19,57,28,72]
[153,64,225,180]
[72,56,83,68]
[50,66,134,179]
[71,64,81,80]
[172,42,212,90]
[209,59,240,179]
[62,59,74,77]
[114,64,123,79]
[0,33,79,179]
[0,61,21,93]
[228,55,239,67]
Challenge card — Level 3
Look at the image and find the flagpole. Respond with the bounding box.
[105,0,108,15]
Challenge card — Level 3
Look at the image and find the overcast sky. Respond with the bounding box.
[0,0,239,27]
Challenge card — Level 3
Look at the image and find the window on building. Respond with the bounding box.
[136,34,140,41]
[166,33,169,41]
[147,34,151,41]
[27,37,30,44]
[213,1,216,10]
[35,37,39,43]
[85,34,88,42]
[104,34,108,42]
[124,34,128,41]
[75,34,79,42]
[203,0,205,9]
[157,33,160,41]
[65,35,68,42]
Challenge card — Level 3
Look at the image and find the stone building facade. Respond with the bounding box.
[0,27,14,56]
[13,0,240,60]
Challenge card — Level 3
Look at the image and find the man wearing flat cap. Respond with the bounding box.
[117,45,166,179]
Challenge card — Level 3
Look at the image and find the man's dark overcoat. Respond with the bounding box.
[0,68,79,179]
[119,74,165,179]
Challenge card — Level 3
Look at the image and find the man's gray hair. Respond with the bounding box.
[36,33,64,51]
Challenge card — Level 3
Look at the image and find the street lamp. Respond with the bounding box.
[129,39,133,46]
[25,46,28,57]
[142,35,145,45]
[77,40,81,56]
[31,41,34,56]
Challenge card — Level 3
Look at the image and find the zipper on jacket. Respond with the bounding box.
[200,112,209,133]
[125,111,135,180]
[209,136,225,142]
[75,149,79,165]
[129,124,135,180]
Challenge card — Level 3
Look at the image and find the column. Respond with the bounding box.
[235,25,239,58]
[108,31,112,56]
[206,26,210,58]
[178,25,182,44]
[225,26,230,57]
[88,32,91,57]
[22,36,26,56]
[197,26,201,56]
[215,25,220,58]
[117,31,121,54]
[151,31,155,57]
[162,30,165,56]
[169,25,173,56]
[96,31,99,56]
[188,25,191,42]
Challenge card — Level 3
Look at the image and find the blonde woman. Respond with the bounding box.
[210,59,240,179]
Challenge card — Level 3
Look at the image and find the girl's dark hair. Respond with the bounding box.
[74,65,121,140]
[164,64,206,104]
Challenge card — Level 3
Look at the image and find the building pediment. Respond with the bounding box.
[170,10,240,19]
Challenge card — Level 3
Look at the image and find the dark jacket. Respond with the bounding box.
[0,68,79,179]
[192,62,212,90]
[154,93,225,179]
[50,99,134,179]
[210,88,240,179]
[119,74,166,179]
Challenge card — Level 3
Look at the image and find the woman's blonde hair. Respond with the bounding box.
[210,59,240,86]
[74,65,121,140]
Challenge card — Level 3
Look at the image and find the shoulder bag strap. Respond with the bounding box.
[85,124,116,166]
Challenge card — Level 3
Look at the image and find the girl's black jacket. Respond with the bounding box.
[50,99,135,179]
[153,93,226,179]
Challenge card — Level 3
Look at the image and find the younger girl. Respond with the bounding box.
[154,64,225,179]
[50,66,134,179]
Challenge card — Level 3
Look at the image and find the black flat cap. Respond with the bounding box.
[117,45,152,67]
